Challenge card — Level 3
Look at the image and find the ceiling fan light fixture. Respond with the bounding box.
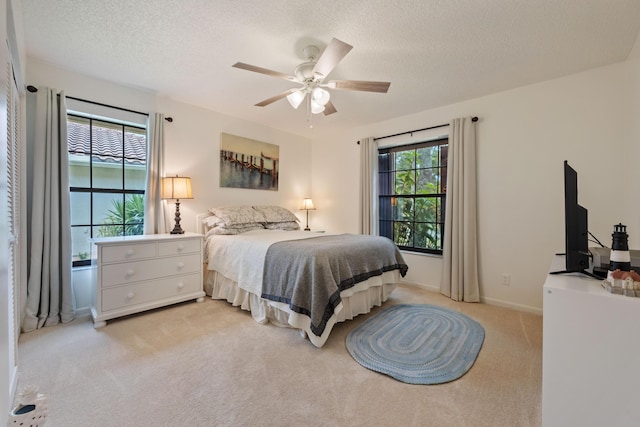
[310,99,325,114]
[286,90,305,109]
[232,37,391,123]
[312,87,330,106]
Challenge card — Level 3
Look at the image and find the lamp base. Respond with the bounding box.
[304,209,311,231]
[170,200,185,235]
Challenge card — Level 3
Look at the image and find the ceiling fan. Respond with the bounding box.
[232,38,390,126]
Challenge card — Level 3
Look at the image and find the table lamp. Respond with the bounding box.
[300,198,315,231]
[161,175,193,234]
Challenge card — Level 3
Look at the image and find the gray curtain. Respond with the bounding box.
[24,87,75,332]
[144,113,166,234]
[440,117,480,302]
[359,137,378,235]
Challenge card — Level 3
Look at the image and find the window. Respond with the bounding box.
[68,114,147,267]
[378,138,448,254]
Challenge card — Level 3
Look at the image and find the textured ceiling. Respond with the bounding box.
[21,0,640,138]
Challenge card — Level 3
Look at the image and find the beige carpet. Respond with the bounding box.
[16,285,542,427]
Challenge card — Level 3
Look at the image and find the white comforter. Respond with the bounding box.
[205,229,327,295]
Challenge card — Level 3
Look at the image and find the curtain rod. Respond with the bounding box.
[358,116,478,144]
[26,85,173,122]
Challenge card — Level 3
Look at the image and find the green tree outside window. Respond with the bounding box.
[97,194,145,237]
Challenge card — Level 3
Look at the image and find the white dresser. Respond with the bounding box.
[91,232,205,328]
[542,255,640,426]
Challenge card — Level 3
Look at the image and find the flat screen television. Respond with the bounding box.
[551,161,599,278]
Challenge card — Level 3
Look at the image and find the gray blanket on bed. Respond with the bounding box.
[261,234,408,338]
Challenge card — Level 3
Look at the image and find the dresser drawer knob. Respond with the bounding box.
[177,244,185,252]
[125,249,135,257]
[126,292,136,300]
[126,269,135,277]
[177,262,185,269]
[177,282,184,289]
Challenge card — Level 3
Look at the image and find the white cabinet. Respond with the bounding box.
[91,232,205,328]
[542,256,640,427]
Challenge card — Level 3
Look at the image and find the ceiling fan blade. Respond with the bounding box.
[255,89,298,107]
[326,80,391,93]
[232,62,296,82]
[323,100,337,116]
[312,38,353,81]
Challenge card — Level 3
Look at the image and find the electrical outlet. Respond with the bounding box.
[502,273,510,286]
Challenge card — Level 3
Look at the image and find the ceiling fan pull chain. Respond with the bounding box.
[307,95,313,128]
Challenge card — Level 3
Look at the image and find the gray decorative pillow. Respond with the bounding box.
[252,205,299,223]
[209,206,266,227]
[264,221,300,230]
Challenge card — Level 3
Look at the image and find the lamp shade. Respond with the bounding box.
[300,198,316,210]
[287,90,306,109]
[312,87,330,106]
[310,100,325,114]
[161,176,193,200]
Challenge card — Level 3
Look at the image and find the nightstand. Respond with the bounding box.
[90,232,205,328]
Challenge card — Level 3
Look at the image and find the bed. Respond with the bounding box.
[198,205,408,347]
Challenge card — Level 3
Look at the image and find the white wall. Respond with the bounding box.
[155,95,312,229]
[26,59,312,312]
[625,57,640,239]
[312,58,640,313]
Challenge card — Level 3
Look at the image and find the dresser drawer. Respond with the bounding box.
[101,273,202,311]
[158,238,201,256]
[101,253,201,287]
[101,242,156,263]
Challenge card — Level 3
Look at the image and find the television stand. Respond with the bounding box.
[549,268,601,280]
[550,252,600,279]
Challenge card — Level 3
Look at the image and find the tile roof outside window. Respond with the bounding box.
[67,118,146,165]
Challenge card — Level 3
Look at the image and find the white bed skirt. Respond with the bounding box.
[204,268,399,347]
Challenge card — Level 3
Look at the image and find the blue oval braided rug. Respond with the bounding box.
[346,304,485,384]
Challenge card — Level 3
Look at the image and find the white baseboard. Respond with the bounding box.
[403,282,439,292]
[479,296,542,316]
[75,306,91,318]
[400,281,543,316]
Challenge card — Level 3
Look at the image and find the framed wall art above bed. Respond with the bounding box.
[219,133,279,191]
